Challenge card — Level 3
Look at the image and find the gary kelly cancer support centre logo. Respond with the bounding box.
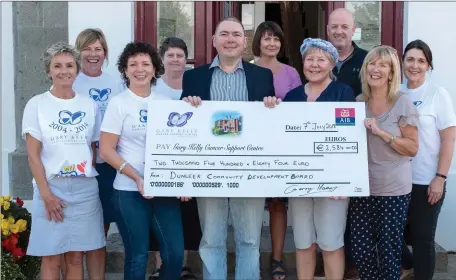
[335,108,355,126]
[211,111,243,136]
[156,112,197,137]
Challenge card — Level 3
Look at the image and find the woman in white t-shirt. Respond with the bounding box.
[152,37,187,100]
[400,40,456,280]
[149,37,201,280]
[22,42,105,280]
[73,28,124,236]
[99,42,185,280]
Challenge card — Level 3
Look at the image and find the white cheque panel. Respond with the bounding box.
[144,101,369,197]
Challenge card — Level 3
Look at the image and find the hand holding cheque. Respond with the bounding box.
[143,99,369,197]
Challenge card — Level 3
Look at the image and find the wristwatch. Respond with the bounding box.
[387,134,396,145]
[118,161,128,174]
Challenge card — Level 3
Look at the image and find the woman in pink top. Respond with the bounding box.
[252,21,302,280]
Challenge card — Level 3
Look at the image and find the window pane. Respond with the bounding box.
[224,1,231,18]
[241,2,255,62]
[345,1,381,51]
[157,1,195,59]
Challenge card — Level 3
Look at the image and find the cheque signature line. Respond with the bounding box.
[149,168,324,172]
[151,154,324,157]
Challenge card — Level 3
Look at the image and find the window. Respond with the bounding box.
[157,1,195,59]
[346,1,382,50]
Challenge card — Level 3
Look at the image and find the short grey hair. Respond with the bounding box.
[302,46,337,81]
[43,42,81,75]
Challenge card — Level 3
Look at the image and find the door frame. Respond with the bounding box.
[135,1,225,67]
[134,1,404,66]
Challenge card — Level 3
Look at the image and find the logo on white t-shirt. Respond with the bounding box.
[50,110,90,144]
[139,109,148,123]
[89,88,112,102]
[413,101,423,107]
[58,110,86,125]
[132,110,148,131]
[59,160,88,177]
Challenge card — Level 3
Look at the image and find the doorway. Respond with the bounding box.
[264,2,325,80]
[239,1,326,80]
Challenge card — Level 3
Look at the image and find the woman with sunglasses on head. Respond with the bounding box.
[23,42,105,280]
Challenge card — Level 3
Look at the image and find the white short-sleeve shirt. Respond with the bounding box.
[402,81,456,184]
[152,78,182,100]
[101,89,171,191]
[22,91,101,183]
[73,72,125,163]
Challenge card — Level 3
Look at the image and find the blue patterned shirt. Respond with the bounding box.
[209,56,248,101]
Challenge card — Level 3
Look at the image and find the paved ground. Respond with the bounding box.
[100,254,456,279]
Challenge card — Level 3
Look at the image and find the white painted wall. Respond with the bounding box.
[4,2,456,244]
[404,2,456,251]
[67,2,134,234]
[68,2,135,80]
[1,2,16,196]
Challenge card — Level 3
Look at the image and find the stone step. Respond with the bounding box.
[106,226,448,274]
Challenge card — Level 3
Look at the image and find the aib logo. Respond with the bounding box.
[139,110,148,123]
[167,112,193,127]
[89,88,111,102]
[335,108,355,126]
[58,110,86,125]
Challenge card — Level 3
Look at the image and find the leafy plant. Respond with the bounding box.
[1,195,40,280]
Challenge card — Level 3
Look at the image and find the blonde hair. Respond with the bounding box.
[75,28,109,62]
[302,47,337,80]
[359,45,402,102]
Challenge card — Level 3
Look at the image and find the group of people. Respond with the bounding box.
[22,7,454,280]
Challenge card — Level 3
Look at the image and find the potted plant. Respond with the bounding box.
[1,195,40,280]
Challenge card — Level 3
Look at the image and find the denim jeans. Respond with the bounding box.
[402,184,446,280]
[95,163,117,224]
[112,189,184,280]
[197,197,265,280]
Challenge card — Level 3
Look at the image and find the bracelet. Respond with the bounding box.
[387,134,396,145]
[436,173,447,180]
[118,161,128,174]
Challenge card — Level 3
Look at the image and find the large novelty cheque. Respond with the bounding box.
[144,100,369,197]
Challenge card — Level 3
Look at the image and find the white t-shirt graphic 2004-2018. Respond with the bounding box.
[73,71,125,163]
[22,91,102,183]
[101,89,170,191]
